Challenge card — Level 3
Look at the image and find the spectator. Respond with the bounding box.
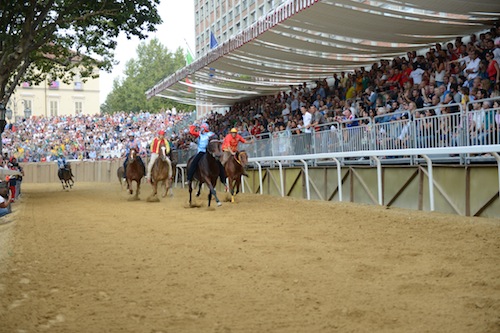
[0,184,12,218]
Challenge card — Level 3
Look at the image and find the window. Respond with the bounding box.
[74,82,83,90]
[75,101,83,115]
[21,82,31,89]
[24,100,32,111]
[49,100,58,117]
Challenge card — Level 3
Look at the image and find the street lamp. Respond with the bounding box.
[0,102,6,155]
[6,108,12,121]
[24,107,31,119]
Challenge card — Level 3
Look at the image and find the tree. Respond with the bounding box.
[102,38,192,114]
[0,0,162,106]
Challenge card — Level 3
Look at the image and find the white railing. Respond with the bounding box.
[176,145,500,212]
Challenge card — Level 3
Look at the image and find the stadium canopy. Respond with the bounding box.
[146,0,500,108]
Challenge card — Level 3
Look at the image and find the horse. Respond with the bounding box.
[58,163,74,190]
[224,150,249,202]
[117,166,125,188]
[186,137,223,207]
[147,144,173,202]
[125,148,145,200]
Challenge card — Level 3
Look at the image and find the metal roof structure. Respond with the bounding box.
[146,0,500,107]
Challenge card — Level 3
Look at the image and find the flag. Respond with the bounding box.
[185,50,193,65]
[210,31,218,49]
[185,77,193,92]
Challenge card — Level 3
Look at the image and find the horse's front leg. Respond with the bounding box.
[60,179,65,190]
[196,182,202,197]
[235,178,241,195]
[127,179,133,195]
[188,181,193,206]
[161,180,168,198]
[136,181,141,199]
[228,178,236,203]
[207,180,221,207]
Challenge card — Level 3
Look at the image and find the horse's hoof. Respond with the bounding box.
[217,202,222,207]
[147,196,160,202]
[231,197,235,203]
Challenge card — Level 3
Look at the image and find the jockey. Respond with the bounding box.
[56,153,71,180]
[186,122,226,185]
[56,153,67,170]
[146,130,171,182]
[123,132,146,175]
[221,128,252,166]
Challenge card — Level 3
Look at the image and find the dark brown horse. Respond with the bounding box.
[125,148,145,200]
[224,150,249,202]
[186,137,223,207]
[117,166,125,188]
[58,163,74,190]
[147,143,173,202]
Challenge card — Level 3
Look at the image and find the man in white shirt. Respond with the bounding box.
[409,63,425,85]
[464,50,480,87]
[300,106,312,154]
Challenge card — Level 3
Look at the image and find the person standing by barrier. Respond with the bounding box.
[300,106,313,154]
[0,184,12,217]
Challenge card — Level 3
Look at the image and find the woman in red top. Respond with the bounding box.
[486,51,500,85]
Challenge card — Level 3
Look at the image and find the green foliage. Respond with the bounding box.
[102,39,193,114]
[0,0,162,104]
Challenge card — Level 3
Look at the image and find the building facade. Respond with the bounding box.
[6,68,100,122]
[193,0,285,117]
[194,0,287,56]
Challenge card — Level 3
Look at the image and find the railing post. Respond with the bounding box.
[371,156,383,205]
[332,157,343,202]
[300,159,310,200]
[421,155,435,211]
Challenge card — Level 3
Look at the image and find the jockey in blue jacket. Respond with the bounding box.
[186,122,226,184]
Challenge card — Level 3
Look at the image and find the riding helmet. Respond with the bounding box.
[230,128,238,133]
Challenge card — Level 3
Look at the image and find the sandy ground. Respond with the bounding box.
[0,182,499,333]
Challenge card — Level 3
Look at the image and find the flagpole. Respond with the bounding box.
[184,38,195,58]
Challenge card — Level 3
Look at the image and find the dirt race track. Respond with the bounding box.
[0,182,499,333]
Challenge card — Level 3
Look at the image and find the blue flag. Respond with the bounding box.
[210,31,218,49]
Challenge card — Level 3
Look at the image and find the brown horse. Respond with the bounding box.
[125,148,145,200]
[117,166,125,188]
[147,144,173,202]
[58,163,74,190]
[186,137,223,207]
[224,150,248,202]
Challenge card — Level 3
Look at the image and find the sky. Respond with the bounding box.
[99,0,195,104]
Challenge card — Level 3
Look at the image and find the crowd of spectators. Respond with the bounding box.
[2,110,195,163]
[201,23,500,146]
